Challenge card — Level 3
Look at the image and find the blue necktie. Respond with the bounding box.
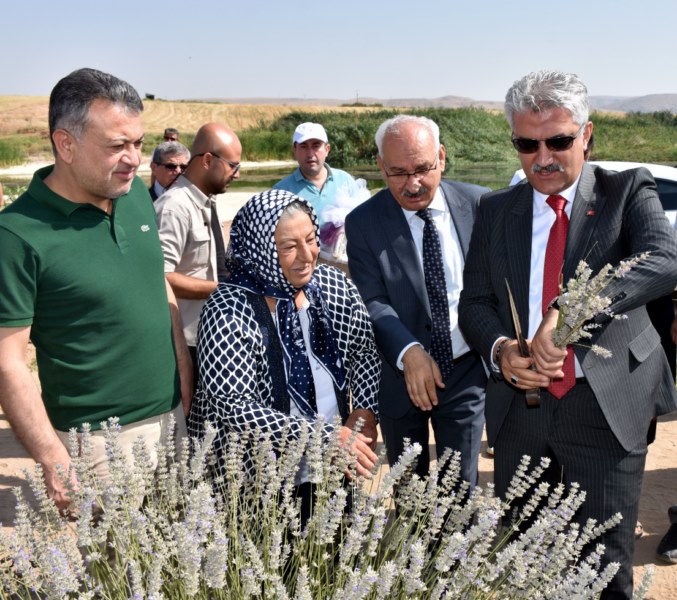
[417,208,453,379]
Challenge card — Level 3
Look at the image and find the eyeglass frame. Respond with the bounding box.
[195,151,241,173]
[511,123,586,154]
[381,157,440,180]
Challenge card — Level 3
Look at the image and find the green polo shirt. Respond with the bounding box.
[0,166,179,431]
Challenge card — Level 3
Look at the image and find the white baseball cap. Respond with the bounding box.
[293,122,328,144]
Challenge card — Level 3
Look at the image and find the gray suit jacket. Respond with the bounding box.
[458,163,677,451]
[345,179,489,419]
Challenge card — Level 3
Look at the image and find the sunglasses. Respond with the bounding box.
[511,123,585,154]
[207,152,241,174]
[160,162,188,171]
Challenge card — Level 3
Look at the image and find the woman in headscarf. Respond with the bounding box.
[188,189,380,499]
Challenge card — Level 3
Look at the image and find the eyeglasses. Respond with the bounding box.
[511,123,586,154]
[163,136,178,142]
[160,162,188,172]
[209,152,241,173]
[383,158,439,180]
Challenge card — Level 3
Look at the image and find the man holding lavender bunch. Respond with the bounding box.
[459,69,677,599]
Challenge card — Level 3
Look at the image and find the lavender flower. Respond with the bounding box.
[0,417,647,599]
[552,253,650,355]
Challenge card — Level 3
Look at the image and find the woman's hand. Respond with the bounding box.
[338,426,378,479]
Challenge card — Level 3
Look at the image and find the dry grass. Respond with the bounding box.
[0,95,382,137]
[0,96,49,136]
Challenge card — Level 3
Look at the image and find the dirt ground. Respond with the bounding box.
[1,346,676,597]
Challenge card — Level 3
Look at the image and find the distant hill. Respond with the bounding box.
[590,94,677,113]
[199,94,677,113]
[199,96,503,111]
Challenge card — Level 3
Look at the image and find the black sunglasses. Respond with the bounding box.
[160,162,188,171]
[511,123,585,154]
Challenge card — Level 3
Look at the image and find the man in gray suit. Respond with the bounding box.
[345,115,488,482]
[458,70,677,599]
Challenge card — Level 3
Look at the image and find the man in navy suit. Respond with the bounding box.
[345,115,488,483]
[458,70,677,599]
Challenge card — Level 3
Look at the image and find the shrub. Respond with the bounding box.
[0,418,649,599]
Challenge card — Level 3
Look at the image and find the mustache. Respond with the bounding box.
[402,187,429,198]
[531,164,564,174]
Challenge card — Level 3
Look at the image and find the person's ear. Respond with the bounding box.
[52,129,75,163]
[376,155,387,181]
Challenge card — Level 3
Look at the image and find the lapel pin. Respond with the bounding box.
[586,210,596,216]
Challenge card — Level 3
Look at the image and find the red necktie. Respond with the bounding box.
[543,195,575,399]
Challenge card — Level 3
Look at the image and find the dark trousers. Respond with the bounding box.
[494,382,646,600]
[188,345,199,394]
[379,355,486,484]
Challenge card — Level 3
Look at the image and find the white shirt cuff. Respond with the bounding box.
[396,342,422,371]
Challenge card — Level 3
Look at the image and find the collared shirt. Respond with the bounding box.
[0,166,179,430]
[155,174,218,346]
[397,187,470,367]
[529,177,583,376]
[153,180,165,199]
[273,164,359,226]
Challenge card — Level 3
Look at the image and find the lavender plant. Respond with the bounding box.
[0,418,651,599]
[551,252,650,357]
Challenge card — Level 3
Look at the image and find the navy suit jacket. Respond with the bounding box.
[345,179,489,419]
[459,163,677,451]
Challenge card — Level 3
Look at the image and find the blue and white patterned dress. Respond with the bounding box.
[187,190,380,479]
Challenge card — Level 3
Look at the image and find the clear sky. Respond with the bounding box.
[1,0,675,102]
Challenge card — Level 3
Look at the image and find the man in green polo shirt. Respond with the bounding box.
[0,68,192,512]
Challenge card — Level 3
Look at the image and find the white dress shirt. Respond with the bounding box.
[397,187,471,368]
[528,178,583,377]
[282,298,340,484]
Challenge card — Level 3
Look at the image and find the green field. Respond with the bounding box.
[1,100,675,192]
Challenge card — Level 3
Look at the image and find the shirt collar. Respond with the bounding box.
[28,165,123,217]
[175,174,213,206]
[153,180,165,197]
[294,163,334,183]
[401,186,447,225]
[532,173,581,212]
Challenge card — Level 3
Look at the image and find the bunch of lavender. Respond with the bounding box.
[0,417,653,599]
[552,252,650,357]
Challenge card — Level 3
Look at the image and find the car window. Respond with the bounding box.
[657,179,677,211]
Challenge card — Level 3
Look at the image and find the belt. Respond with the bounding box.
[452,351,478,366]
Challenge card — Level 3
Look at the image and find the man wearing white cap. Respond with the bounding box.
[273,122,360,226]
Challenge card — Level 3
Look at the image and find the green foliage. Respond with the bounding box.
[0,139,24,166]
[241,108,519,171]
[590,111,677,163]
[238,129,289,161]
[237,107,677,170]
[0,135,48,166]
[0,183,28,208]
[0,108,675,172]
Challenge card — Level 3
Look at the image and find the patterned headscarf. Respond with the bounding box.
[226,189,346,417]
